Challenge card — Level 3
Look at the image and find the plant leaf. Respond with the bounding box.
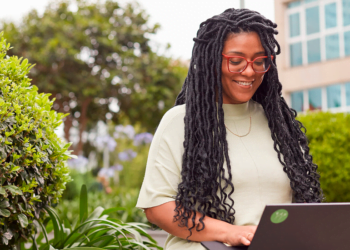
[0,187,6,195]
[18,213,29,228]
[0,199,10,208]
[79,184,88,224]
[0,208,11,217]
[4,185,23,195]
[62,248,106,250]
[101,207,126,216]
[44,206,64,246]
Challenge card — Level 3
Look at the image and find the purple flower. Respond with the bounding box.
[133,132,153,146]
[118,151,130,161]
[114,124,135,139]
[68,156,89,172]
[111,164,123,171]
[118,149,137,161]
[107,139,117,152]
[95,135,117,152]
[98,167,115,178]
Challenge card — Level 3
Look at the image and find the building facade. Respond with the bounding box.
[275,0,350,113]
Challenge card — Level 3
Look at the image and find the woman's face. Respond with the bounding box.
[221,31,266,104]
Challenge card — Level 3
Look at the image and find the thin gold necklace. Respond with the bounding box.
[225,116,251,137]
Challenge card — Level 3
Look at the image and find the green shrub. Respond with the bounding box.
[26,185,161,250]
[298,111,350,202]
[0,33,72,247]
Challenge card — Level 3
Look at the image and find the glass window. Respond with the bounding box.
[325,33,340,60]
[343,0,350,26]
[308,88,322,110]
[327,84,342,108]
[307,38,321,63]
[306,6,320,34]
[288,1,301,8]
[346,83,350,106]
[325,3,337,29]
[345,31,350,56]
[305,0,318,3]
[289,13,300,37]
[290,42,303,67]
[291,91,304,112]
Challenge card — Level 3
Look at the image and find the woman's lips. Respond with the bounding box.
[233,80,253,88]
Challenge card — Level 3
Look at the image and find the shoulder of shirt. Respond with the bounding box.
[156,104,186,133]
[161,104,186,121]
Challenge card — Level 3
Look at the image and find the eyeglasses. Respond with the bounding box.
[222,54,274,74]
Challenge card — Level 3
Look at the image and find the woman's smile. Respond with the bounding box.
[233,80,255,88]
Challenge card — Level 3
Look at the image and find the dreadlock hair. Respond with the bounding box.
[173,8,323,238]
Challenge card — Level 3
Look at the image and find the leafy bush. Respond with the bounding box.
[298,111,350,202]
[25,185,161,250]
[0,33,72,247]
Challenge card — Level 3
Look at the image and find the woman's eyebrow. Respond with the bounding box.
[226,51,266,55]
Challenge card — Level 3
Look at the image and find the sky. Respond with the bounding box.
[0,0,275,60]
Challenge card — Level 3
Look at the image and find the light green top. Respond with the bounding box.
[136,100,292,250]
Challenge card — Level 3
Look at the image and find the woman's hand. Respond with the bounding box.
[224,225,257,246]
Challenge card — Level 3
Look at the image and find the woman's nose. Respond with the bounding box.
[241,62,255,77]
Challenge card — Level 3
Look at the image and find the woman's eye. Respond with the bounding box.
[229,59,243,65]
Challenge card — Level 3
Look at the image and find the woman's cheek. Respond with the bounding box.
[257,73,265,85]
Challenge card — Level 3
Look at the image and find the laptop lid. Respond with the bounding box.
[249,203,350,250]
[202,203,350,250]
[201,241,248,250]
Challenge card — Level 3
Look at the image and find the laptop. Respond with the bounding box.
[201,203,350,250]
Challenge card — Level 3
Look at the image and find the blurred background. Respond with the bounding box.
[1,0,350,247]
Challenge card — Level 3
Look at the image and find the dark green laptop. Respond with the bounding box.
[202,203,350,250]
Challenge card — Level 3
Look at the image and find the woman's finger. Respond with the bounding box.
[240,236,251,246]
[247,233,254,242]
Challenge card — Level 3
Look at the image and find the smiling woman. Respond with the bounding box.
[220,32,271,104]
[136,8,323,250]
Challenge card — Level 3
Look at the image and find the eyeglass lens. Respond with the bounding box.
[228,57,271,73]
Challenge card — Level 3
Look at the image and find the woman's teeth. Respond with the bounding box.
[235,81,253,86]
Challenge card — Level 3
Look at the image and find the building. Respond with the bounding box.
[274,0,350,113]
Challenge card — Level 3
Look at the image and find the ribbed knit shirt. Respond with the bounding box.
[136,100,292,250]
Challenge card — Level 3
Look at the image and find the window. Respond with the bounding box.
[290,42,303,66]
[327,84,342,108]
[291,91,304,112]
[307,38,321,63]
[345,31,350,56]
[325,3,337,29]
[306,6,320,34]
[287,0,350,67]
[291,82,350,112]
[308,88,322,110]
[346,82,350,106]
[288,1,301,8]
[343,0,350,26]
[325,33,340,59]
[289,13,300,37]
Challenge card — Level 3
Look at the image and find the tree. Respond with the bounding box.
[1,0,187,155]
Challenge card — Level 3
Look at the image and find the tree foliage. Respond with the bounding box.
[298,111,350,202]
[0,33,72,248]
[1,0,188,154]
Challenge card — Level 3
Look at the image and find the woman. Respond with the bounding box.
[136,8,323,249]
